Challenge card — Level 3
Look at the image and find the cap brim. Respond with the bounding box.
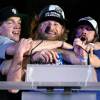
[14,13,26,19]
[39,16,68,26]
[76,20,95,30]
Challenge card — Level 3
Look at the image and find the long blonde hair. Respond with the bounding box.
[29,15,69,41]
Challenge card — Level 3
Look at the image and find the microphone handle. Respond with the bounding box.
[87,53,90,65]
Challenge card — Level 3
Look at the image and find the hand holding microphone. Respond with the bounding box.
[73,37,88,64]
[73,33,88,53]
[73,38,87,55]
[80,34,95,54]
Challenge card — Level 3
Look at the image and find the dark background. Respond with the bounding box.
[0,0,99,20]
[0,0,99,39]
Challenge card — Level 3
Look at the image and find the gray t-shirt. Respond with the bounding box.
[0,36,15,59]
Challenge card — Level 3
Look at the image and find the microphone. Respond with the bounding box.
[80,36,90,65]
[76,35,90,65]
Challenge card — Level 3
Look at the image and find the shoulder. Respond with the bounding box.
[0,36,15,44]
[94,42,100,50]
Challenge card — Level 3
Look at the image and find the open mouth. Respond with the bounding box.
[80,34,87,41]
[80,36,86,41]
[12,31,20,35]
[80,36,88,43]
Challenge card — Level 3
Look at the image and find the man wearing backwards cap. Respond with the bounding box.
[63,16,100,81]
[30,4,72,64]
[0,6,72,93]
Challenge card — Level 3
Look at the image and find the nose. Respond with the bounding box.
[14,22,21,29]
[80,30,87,37]
[80,29,87,41]
[45,25,50,33]
[82,28,88,35]
[45,22,53,33]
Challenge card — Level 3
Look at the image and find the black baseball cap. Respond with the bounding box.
[39,5,68,26]
[0,6,21,22]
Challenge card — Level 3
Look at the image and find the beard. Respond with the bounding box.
[36,32,64,40]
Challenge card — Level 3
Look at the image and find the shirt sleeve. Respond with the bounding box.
[94,50,100,59]
[0,36,15,59]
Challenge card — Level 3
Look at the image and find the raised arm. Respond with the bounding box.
[31,40,73,53]
[7,39,32,93]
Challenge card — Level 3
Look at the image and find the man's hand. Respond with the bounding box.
[31,49,58,64]
[73,38,87,57]
[15,38,33,57]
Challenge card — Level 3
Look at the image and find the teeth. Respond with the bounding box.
[47,32,56,35]
[12,32,19,34]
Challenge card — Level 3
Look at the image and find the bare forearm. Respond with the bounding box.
[7,52,23,93]
[94,42,100,50]
[31,40,73,53]
[7,53,23,81]
[89,54,100,68]
[62,50,81,64]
